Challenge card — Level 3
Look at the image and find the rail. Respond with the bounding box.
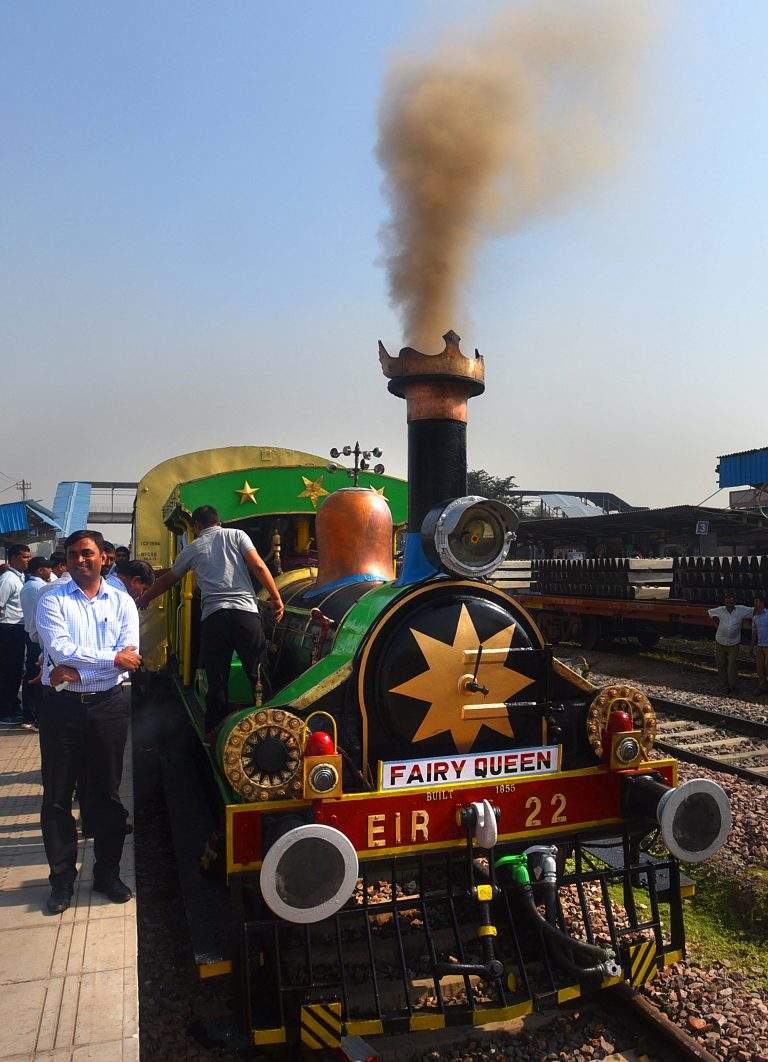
[651,695,768,784]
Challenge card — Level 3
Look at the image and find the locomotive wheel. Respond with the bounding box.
[220,707,304,801]
[637,630,660,650]
[578,617,601,650]
[586,683,656,759]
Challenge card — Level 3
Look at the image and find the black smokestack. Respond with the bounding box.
[379,330,484,532]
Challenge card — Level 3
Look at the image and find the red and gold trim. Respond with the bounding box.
[225,758,678,875]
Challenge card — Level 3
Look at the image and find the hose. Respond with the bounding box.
[521,884,619,983]
[544,937,612,983]
[514,882,612,963]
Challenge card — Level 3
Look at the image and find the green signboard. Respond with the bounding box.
[171,465,408,527]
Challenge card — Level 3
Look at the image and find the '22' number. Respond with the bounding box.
[524,793,567,828]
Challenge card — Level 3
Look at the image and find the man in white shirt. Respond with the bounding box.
[0,543,31,724]
[708,589,753,694]
[19,556,52,728]
[48,551,68,581]
[36,529,141,913]
[137,504,284,734]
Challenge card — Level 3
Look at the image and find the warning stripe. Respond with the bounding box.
[306,1002,342,1035]
[635,946,659,986]
[300,1004,342,1047]
[302,1013,339,1046]
[300,1022,324,1050]
[630,941,652,977]
[629,941,657,986]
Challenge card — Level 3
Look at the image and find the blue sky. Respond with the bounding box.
[1,1,766,525]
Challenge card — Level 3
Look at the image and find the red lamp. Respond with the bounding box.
[305,730,336,757]
[602,709,633,761]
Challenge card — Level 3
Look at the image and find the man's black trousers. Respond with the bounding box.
[38,685,129,889]
[200,608,264,732]
[0,623,25,715]
[22,634,41,724]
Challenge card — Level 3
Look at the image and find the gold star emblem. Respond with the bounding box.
[370,485,386,497]
[298,475,329,508]
[235,480,260,505]
[389,604,534,752]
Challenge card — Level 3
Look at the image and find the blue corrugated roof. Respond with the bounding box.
[718,448,768,489]
[0,501,62,536]
[52,481,92,537]
[26,502,62,531]
[539,493,603,518]
[0,502,29,535]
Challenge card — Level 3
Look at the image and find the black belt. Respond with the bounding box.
[53,685,125,704]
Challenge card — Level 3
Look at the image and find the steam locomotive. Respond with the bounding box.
[144,332,731,1052]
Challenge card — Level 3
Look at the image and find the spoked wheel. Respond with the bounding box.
[637,630,660,650]
[578,617,601,650]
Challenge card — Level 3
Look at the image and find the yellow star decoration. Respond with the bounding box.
[389,604,534,753]
[370,485,387,497]
[298,475,329,509]
[235,480,260,505]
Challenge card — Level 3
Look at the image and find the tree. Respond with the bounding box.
[467,469,523,512]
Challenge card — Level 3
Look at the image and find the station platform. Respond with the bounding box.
[0,725,139,1061]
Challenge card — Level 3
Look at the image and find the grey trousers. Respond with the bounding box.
[714,642,739,691]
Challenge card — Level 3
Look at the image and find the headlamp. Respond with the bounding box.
[421,496,518,578]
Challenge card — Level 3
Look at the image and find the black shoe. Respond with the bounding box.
[47,886,73,914]
[93,878,133,903]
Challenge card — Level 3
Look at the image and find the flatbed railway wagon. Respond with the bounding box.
[501,589,712,650]
[135,333,732,1053]
[493,555,766,649]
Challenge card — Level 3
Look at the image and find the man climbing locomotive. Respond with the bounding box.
[145,332,732,1052]
[137,505,284,736]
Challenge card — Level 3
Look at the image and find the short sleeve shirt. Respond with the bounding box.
[0,568,24,625]
[708,605,753,645]
[172,526,259,621]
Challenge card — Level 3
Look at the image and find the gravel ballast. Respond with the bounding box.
[577,644,768,1060]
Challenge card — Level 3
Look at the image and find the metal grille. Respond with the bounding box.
[236,832,684,1035]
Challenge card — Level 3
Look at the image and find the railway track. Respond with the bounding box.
[650,695,768,784]
[327,986,715,1061]
[644,645,757,675]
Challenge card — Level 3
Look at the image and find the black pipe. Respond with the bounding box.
[621,772,669,823]
[407,419,467,532]
[544,938,611,984]
[513,882,613,963]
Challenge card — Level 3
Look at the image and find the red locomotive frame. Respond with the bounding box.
[227,757,678,874]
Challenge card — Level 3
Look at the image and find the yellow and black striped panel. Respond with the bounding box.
[629,940,659,987]
[300,1002,343,1050]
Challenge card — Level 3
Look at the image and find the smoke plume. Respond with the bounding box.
[377,2,651,350]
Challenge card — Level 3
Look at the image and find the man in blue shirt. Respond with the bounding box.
[105,559,155,601]
[36,529,141,914]
[752,591,768,695]
[0,543,31,724]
